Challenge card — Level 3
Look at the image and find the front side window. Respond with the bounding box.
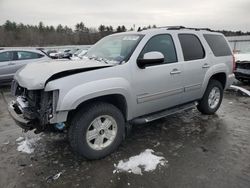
[0,51,14,62]
[139,34,177,64]
[86,34,143,63]
[16,51,44,60]
[178,34,205,61]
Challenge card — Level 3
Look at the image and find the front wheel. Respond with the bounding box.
[197,79,223,115]
[69,102,125,159]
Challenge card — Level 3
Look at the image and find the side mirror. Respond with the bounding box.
[137,51,164,69]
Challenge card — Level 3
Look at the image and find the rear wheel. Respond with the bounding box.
[69,102,125,159]
[197,79,223,115]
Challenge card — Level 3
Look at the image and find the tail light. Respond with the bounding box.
[232,55,236,72]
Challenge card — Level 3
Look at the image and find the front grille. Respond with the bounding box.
[25,90,41,107]
[236,61,250,69]
[11,80,24,96]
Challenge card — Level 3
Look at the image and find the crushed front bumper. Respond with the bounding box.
[8,101,33,130]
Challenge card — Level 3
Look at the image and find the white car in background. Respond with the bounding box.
[228,36,250,83]
[70,48,89,60]
[0,48,51,83]
[234,50,250,82]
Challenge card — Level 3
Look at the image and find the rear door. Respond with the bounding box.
[0,51,15,81]
[177,33,208,102]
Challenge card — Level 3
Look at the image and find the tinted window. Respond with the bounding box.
[0,51,14,62]
[16,51,44,60]
[139,34,177,64]
[178,34,205,61]
[204,34,232,56]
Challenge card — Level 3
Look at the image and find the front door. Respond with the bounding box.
[132,34,184,117]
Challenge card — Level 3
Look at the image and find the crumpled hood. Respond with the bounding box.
[234,53,250,63]
[15,59,112,90]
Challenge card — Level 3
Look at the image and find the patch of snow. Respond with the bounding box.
[153,142,160,148]
[46,172,62,183]
[114,149,167,175]
[17,136,41,154]
[3,140,9,145]
[52,172,62,180]
[16,137,24,142]
[230,85,250,96]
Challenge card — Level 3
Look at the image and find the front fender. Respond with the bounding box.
[56,78,133,119]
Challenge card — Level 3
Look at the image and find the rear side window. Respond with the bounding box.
[203,34,232,56]
[178,34,205,61]
[0,51,14,62]
[139,34,177,64]
[16,51,44,60]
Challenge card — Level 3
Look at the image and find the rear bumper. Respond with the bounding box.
[225,73,235,89]
[8,101,33,130]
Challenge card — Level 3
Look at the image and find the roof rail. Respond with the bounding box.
[182,27,213,32]
[157,26,185,30]
[157,26,213,32]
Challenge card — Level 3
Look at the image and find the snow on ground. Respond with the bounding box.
[114,149,167,175]
[16,137,24,142]
[230,85,250,96]
[17,136,41,154]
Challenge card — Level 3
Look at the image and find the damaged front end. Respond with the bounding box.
[234,61,250,81]
[8,80,58,133]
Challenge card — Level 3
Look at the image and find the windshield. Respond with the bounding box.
[86,34,143,63]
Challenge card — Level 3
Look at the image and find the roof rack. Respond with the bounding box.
[157,26,213,32]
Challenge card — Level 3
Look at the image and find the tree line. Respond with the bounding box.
[0,20,249,47]
[0,20,131,47]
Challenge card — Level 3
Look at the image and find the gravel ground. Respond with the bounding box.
[0,83,250,188]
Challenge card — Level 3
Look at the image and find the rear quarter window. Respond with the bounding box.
[203,34,232,57]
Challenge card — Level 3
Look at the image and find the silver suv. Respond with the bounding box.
[9,27,235,159]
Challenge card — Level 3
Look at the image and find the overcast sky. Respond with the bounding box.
[0,0,250,31]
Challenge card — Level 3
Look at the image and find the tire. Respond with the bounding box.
[69,102,125,159]
[197,79,223,115]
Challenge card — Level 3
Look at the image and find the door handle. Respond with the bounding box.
[202,63,210,68]
[8,62,15,65]
[170,68,181,75]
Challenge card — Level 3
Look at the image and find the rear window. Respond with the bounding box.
[178,34,205,61]
[203,34,232,57]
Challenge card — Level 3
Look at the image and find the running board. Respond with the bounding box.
[131,102,197,124]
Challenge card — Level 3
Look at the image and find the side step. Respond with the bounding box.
[131,102,197,124]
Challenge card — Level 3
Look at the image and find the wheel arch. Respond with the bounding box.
[67,94,128,124]
[209,72,227,89]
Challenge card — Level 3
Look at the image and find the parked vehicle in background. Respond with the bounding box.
[70,48,89,60]
[0,48,51,83]
[9,27,234,159]
[228,35,250,83]
[62,48,80,59]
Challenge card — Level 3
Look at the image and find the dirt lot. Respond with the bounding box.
[0,84,250,188]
